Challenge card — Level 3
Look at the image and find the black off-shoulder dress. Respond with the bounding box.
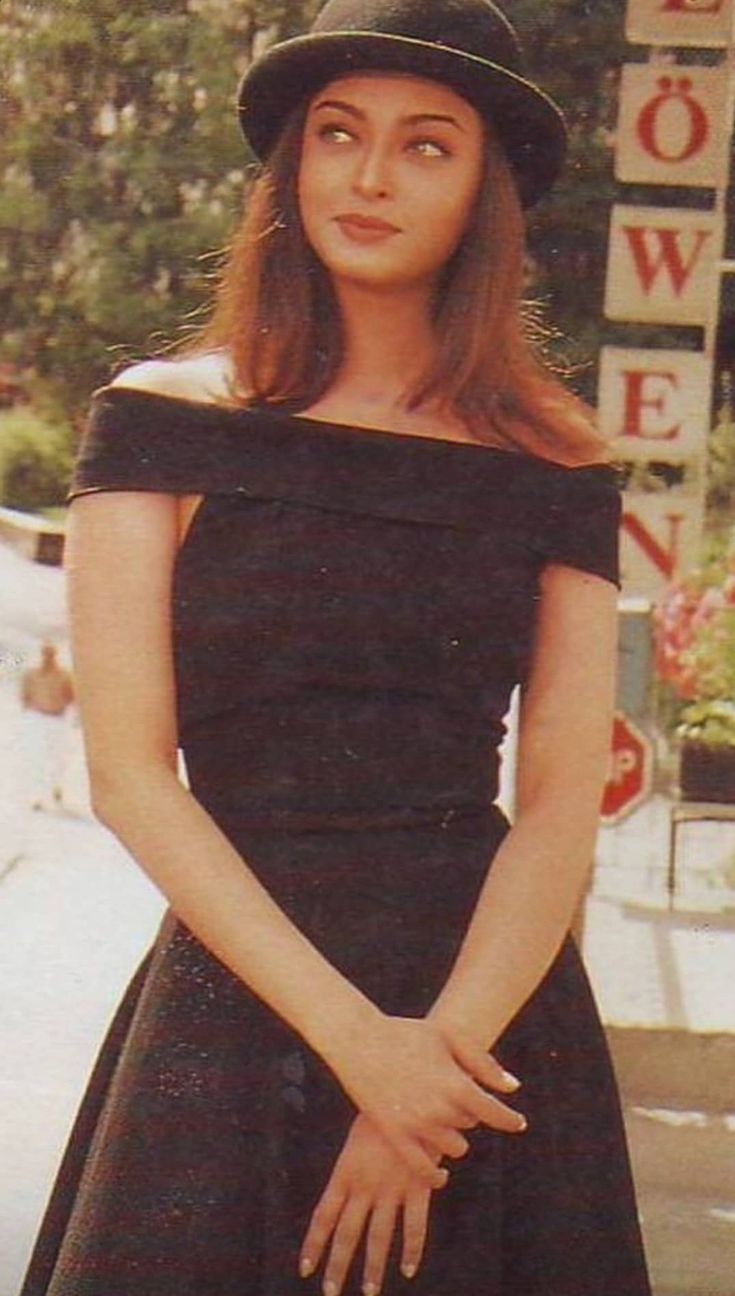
[21,389,651,1296]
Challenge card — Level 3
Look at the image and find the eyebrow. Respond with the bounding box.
[312,99,466,131]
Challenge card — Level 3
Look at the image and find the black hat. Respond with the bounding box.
[237,0,567,207]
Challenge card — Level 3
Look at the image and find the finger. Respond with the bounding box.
[381,1127,449,1190]
[401,1185,431,1280]
[459,1081,527,1135]
[362,1194,399,1295]
[323,1194,371,1296]
[450,1037,521,1094]
[432,1127,469,1160]
[454,1110,480,1131]
[300,1181,349,1279]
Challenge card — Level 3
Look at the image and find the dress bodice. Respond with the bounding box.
[68,387,621,828]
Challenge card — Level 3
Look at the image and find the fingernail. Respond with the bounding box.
[501,1069,521,1090]
[363,1283,379,1296]
[300,1257,314,1278]
[517,1115,528,1132]
[324,1282,338,1296]
[402,1263,417,1279]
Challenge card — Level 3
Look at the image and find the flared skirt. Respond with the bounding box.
[21,809,651,1296]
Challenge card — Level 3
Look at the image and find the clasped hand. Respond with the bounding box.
[331,1013,525,1186]
[299,1014,525,1294]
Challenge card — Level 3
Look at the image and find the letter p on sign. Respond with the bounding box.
[602,713,653,824]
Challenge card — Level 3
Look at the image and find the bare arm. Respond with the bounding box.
[67,492,379,1051]
[429,562,617,1047]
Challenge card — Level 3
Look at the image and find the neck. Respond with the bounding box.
[333,279,438,410]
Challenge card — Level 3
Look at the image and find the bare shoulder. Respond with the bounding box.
[108,351,235,405]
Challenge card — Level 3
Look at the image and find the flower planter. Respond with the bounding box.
[679,740,735,804]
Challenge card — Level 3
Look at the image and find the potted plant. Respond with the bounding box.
[655,559,735,804]
[677,703,735,802]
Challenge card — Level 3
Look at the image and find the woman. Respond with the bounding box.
[22,2,652,1294]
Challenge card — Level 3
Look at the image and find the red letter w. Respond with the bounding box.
[622,226,712,296]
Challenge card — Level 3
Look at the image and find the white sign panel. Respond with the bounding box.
[620,493,704,600]
[626,0,733,48]
[616,65,729,188]
[598,347,712,458]
[605,205,723,325]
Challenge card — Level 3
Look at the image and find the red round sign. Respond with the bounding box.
[601,712,654,825]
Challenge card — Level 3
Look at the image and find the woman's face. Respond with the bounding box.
[298,72,485,293]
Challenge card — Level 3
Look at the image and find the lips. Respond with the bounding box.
[335,212,400,239]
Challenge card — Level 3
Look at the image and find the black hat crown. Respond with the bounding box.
[237,0,567,206]
[312,0,522,71]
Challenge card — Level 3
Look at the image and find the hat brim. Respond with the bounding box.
[237,31,567,206]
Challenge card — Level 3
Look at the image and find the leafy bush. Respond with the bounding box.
[677,698,735,748]
[707,411,735,526]
[0,407,74,510]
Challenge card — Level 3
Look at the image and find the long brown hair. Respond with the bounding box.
[194,99,608,465]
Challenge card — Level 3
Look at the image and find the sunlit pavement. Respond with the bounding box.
[0,667,164,1293]
[587,797,735,1034]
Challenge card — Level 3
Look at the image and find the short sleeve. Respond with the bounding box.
[540,465,622,588]
[65,387,225,502]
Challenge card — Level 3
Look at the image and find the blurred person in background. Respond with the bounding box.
[20,642,75,813]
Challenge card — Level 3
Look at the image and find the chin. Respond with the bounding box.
[306,231,435,290]
[320,250,438,292]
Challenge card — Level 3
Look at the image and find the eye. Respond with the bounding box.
[316,123,355,145]
[408,138,451,159]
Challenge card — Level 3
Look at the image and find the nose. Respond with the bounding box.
[352,140,393,200]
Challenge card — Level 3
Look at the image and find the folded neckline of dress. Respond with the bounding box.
[94,384,613,475]
[70,386,622,582]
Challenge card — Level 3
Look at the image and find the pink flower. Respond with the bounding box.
[654,577,710,699]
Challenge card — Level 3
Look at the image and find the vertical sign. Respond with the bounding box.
[605,1,735,602]
[616,65,730,186]
[627,0,733,48]
[620,495,703,600]
[598,347,712,456]
[605,204,724,324]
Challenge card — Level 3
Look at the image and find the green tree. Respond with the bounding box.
[0,406,74,510]
[513,0,630,387]
[0,0,318,422]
